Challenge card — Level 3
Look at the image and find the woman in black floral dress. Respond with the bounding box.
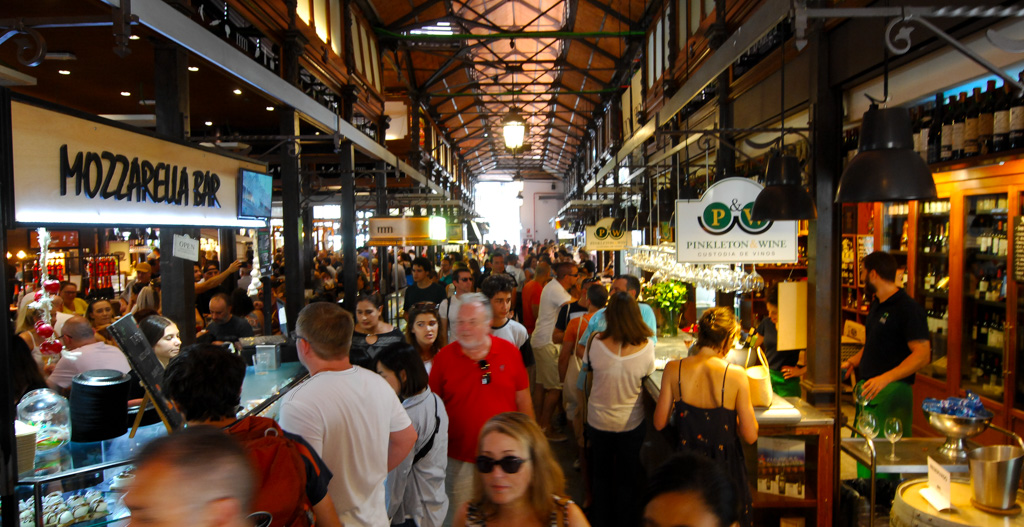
[653,307,758,527]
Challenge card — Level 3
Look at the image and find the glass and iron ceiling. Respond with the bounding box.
[376,0,643,181]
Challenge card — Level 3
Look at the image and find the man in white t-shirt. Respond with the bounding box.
[47,316,131,393]
[481,274,533,373]
[279,302,417,526]
[530,261,579,441]
[439,268,474,342]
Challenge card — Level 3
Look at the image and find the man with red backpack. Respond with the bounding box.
[164,344,342,527]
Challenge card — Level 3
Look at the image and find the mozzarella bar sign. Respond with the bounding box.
[10,100,267,227]
[675,178,798,264]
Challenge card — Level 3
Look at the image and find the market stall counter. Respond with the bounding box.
[643,335,835,527]
[14,362,308,527]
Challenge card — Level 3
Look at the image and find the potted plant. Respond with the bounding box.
[643,280,688,338]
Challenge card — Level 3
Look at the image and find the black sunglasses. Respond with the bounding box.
[476,455,529,474]
[479,360,491,385]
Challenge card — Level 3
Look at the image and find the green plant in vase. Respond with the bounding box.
[644,280,688,338]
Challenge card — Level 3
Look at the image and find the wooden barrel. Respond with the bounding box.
[891,478,1024,527]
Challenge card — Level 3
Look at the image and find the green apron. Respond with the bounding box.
[854,379,913,479]
[770,369,801,397]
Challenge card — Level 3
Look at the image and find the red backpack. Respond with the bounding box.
[227,416,313,527]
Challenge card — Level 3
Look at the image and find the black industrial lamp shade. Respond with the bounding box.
[835,105,937,203]
[750,155,817,221]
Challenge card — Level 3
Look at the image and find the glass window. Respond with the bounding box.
[297,0,311,25]
[647,34,655,88]
[690,0,700,35]
[369,36,380,91]
[313,0,328,43]
[361,25,372,83]
[330,0,343,57]
[655,18,664,80]
[351,17,363,74]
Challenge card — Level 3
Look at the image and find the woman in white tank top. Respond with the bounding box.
[583,291,655,527]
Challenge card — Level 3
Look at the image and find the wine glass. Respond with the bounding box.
[884,417,903,461]
[857,413,878,452]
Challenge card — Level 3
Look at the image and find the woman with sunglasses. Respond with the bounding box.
[377,343,449,527]
[652,307,757,527]
[583,291,656,527]
[406,302,447,373]
[350,292,406,370]
[453,412,588,527]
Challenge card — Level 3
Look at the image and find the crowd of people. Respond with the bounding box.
[8,240,759,527]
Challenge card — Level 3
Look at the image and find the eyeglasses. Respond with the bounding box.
[476,455,529,474]
[458,277,474,282]
[479,360,491,385]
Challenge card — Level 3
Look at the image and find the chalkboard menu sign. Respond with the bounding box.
[257,228,272,275]
[106,316,184,429]
[1015,218,1024,283]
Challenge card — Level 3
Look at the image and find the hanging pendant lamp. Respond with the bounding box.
[834,104,936,202]
[751,155,817,220]
[503,108,526,150]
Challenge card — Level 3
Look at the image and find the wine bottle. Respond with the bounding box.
[953,91,968,159]
[928,93,944,163]
[964,87,981,157]
[978,273,990,300]
[1010,72,1024,149]
[979,80,996,154]
[919,104,932,161]
[941,95,955,161]
[994,84,1011,152]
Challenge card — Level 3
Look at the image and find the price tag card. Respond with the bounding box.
[919,456,952,511]
[172,233,199,262]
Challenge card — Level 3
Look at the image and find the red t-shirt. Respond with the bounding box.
[428,336,529,462]
[521,280,543,334]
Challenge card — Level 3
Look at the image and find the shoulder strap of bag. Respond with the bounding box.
[412,395,440,465]
[583,331,598,367]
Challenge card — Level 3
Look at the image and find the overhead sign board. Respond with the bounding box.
[585,217,631,251]
[10,100,267,227]
[675,178,798,264]
[368,216,446,246]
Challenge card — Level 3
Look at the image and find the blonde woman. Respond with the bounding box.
[653,306,758,527]
[453,412,588,527]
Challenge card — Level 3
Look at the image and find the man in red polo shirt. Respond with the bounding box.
[428,293,534,521]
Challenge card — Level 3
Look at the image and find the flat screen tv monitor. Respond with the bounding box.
[238,169,272,220]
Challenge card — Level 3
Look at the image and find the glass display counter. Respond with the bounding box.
[13,362,307,526]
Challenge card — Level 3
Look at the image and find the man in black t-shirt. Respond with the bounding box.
[201,293,255,347]
[842,251,930,453]
[402,257,448,319]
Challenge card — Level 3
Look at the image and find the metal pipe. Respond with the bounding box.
[375,28,644,41]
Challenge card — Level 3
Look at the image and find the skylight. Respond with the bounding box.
[408,21,455,36]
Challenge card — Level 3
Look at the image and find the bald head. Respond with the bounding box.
[534,262,551,280]
[62,316,97,349]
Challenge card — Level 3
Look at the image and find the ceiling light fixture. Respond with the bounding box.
[58,69,70,75]
[204,121,213,126]
[836,44,935,202]
[751,156,817,220]
[233,89,242,95]
[120,91,131,97]
[835,104,936,202]
[751,51,816,220]
[503,109,525,150]
[187,66,199,72]
[129,34,140,40]
[266,106,275,111]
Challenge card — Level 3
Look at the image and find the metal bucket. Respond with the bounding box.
[969,445,1024,510]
